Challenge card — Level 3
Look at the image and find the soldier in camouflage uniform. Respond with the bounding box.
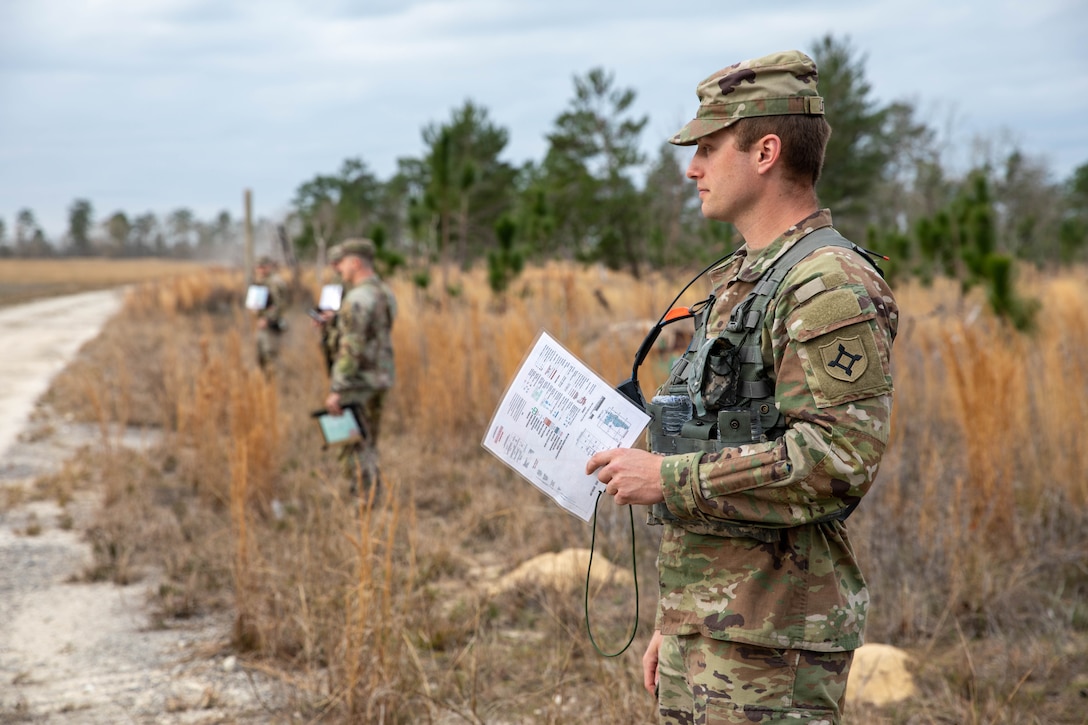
[586,50,898,724]
[319,307,340,374]
[253,256,290,373]
[311,274,342,374]
[324,238,396,496]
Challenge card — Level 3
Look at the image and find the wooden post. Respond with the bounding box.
[243,189,254,283]
[277,224,303,304]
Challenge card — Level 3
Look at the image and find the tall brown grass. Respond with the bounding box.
[39,261,1088,723]
[0,258,208,307]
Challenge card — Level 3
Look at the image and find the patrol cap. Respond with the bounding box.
[669,50,824,146]
[329,238,375,263]
[256,255,277,267]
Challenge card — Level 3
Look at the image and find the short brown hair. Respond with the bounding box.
[732,114,831,187]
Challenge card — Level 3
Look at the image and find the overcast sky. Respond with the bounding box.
[2,0,1086,240]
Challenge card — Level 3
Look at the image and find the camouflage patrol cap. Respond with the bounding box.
[329,238,375,263]
[257,255,277,268]
[669,50,824,146]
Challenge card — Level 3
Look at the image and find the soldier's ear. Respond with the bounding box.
[754,134,782,175]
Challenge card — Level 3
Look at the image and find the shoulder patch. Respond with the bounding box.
[786,284,891,408]
[819,335,868,382]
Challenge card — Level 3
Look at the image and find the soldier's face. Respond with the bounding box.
[686,126,759,224]
[334,256,361,281]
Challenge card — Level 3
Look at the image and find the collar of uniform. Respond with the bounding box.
[738,209,835,281]
[707,247,746,288]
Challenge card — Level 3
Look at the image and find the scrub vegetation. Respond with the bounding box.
[23,260,1088,724]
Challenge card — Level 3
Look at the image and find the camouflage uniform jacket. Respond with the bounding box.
[321,315,341,374]
[330,276,396,403]
[255,271,290,329]
[655,209,898,652]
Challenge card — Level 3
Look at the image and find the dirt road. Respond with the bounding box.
[0,290,126,457]
[0,290,288,723]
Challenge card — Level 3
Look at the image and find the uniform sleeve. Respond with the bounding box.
[330,293,363,393]
[330,283,390,393]
[661,250,898,528]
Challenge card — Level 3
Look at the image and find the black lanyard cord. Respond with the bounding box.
[618,251,736,409]
[584,491,639,657]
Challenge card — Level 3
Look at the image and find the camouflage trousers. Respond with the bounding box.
[256,327,282,371]
[656,633,852,725]
[336,393,385,496]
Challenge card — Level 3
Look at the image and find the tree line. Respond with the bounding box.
[4,36,1087,311]
[0,204,243,261]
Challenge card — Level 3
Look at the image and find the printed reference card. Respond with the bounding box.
[482,330,650,521]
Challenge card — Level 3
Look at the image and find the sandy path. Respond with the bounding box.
[0,290,126,457]
[0,290,289,723]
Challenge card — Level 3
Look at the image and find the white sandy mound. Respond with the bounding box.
[487,547,634,596]
[846,642,918,706]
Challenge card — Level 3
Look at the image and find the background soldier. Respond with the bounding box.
[586,50,898,724]
[317,306,340,374]
[253,256,290,374]
[309,269,342,374]
[324,238,396,497]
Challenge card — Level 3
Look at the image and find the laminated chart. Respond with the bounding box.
[482,331,650,521]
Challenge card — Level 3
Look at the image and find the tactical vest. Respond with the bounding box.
[647,228,877,541]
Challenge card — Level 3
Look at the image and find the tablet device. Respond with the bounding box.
[311,408,365,447]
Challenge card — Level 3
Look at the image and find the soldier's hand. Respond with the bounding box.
[309,310,336,328]
[325,392,343,415]
[585,447,665,506]
[643,630,663,696]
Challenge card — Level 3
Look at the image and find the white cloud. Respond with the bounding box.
[2,0,1087,237]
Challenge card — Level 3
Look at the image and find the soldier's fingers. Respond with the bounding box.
[585,449,613,475]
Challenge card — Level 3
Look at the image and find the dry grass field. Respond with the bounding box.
[12,259,1088,723]
[0,258,207,307]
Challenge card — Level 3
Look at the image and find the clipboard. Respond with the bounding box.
[317,284,343,311]
[311,408,366,447]
[245,284,270,310]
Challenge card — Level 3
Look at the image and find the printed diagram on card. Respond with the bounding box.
[481,330,649,522]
